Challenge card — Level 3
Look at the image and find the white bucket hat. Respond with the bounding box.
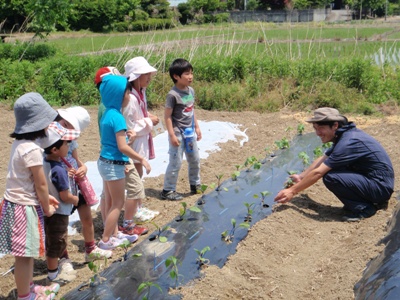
[124,57,157,82]
[57,106,90,131]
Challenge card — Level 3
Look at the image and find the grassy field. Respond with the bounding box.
[1,21,399,113]
[45,22,399,57]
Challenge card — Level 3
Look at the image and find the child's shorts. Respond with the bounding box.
[125,164,145,200]
[44,214,69,258]
[0,199,46,257]
[97,158,126,181]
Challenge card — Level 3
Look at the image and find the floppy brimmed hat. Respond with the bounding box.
[57,107,90,131]
[124,57,157,82]
[94,66,121,85]
[13,92,58,134]
[306,107,348,123]
[38,121,80,149]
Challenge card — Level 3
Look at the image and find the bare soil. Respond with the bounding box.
[0,105,399,300]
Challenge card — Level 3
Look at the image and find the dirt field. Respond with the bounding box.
[0,105,399,300]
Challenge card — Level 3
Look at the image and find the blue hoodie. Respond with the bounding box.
[99,75,129,162]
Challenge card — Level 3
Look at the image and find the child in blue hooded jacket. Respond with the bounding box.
[97,75,151,250]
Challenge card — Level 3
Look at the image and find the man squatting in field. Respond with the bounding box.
[274,107,394,222]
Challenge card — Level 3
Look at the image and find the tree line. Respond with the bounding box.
[0,0,395,37]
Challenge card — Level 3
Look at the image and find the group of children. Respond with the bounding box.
[0,57,202,299]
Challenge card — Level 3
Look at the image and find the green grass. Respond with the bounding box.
[44,23,397,55]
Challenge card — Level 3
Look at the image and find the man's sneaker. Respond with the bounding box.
[160,190,183,201]
[31,283,60,300]
[116,231,139,244]
[190,184,202,195]
[98,236,129,250]
[85,246,113,262]
[59,258,77,275]
[342,208,376,222]
[119,224,148,236]
[374,201,389,210]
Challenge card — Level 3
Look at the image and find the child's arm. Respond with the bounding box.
[165,107,180,147]
[31,165,58,217]
[116,131,152,175]
[71,148,87,179]
[148,112,159,126]
[194,114,202,141]
[123,99,154,136]
[59,190,79,206]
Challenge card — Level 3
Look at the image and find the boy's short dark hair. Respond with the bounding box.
[169,58,193,83]
[44,139,65,154]
[10,129,47,140]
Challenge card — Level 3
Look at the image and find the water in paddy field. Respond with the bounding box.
[369,47,400,66]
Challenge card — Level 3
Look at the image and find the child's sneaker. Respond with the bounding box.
[118,223,148,236]
[31,283,60,300]
[46,270,76,286]
[190,184,202,195]
[116,231,139,244]
[85,246,113,262]
[160,190,183,201]
[142,207,160,217]
[59,258,77,275]
[98,236,129,250]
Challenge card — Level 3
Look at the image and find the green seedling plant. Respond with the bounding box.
[177,202,201,221]
[285,126,293,134]
[165,255,182,289]
[297,123,305,135]
[244,202,255,222]
[313,146,323,158]
[87,255,108,287]
[215,174,224,191]
[298,151,310,170]
[253,190,271,207]
[244,156,262,172]
[194,246,211,268]
[284,170,298,188]
[117,240,131,261]
[231,164,241,181]
[275,137,290,149]
[149,221,170,243]
[221,218,250,243]
[137,281,162,300]
[197,184,209,205]
[322,142,333,149]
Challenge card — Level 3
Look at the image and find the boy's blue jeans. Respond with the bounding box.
[163,133,200,192]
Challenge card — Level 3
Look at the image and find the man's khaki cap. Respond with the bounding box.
[306,107,347,123]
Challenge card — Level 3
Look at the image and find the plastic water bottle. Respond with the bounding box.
[183,128,194,153]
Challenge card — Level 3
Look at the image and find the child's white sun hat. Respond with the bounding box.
[58,106,90,131]
[124,57,157,82]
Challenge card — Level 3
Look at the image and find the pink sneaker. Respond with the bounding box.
[98,236,128,250]
[31,283,60,300]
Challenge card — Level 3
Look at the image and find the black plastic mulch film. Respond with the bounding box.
[63,133,398,300]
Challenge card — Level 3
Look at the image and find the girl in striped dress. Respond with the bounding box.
[0,93,60,300]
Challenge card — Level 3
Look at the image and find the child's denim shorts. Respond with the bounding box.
[97,159,126,181]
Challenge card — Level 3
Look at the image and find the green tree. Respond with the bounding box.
[0,0,30,31]
[141,0,172,18]
[27,0,72,37]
